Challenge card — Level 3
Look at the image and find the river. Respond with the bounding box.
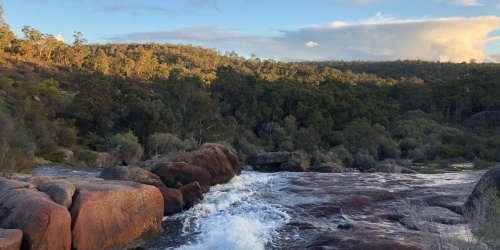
[140,169,484,250]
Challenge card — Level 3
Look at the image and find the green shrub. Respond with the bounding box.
[74,149,98,165]
[108,131,143,165]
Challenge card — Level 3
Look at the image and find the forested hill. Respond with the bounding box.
[1,7,499,174]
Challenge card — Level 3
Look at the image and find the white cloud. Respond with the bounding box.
[305,41,320,47]
[450,0,483,6]
[55,34,64,42]
[108,16,500,62]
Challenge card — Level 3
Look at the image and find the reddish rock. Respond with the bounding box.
[157,187,184,215]
[69,179,163,250]
[37,180,76,209]
[0,228,22,250]
[21,176,55,188]
[181,182,204,210]
[0,178,29,193]
[0,184,71,250]
[59,149,76,165]
[152,162,211,193]
[100,165,166,188]
[168,143,242,185]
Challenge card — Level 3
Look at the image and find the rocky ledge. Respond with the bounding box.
[0,143,242,250]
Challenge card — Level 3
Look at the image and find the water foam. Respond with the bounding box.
[169,171,290,250]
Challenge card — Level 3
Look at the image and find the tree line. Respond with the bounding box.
[0,5,499,173]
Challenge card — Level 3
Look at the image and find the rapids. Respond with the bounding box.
[143,169,484,250]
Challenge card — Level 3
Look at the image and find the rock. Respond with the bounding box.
[281,160,306,172]
[59,149,76,165]
[310,162,346,173]
[0,178,29,193]
[463,165,500,216]
[37,180,76,209]
[100,165,166,188]
[92,152,117,168]
[0,228,22,250]
[167,143,242,185]
[0,181,72,250]
[376,164,403,173]
[181,182,203,210]
[69,179,163,250]
[248,151,298,166]
[20,176,55,188]
[157,187,184,215]
[152,162,211,193]
[401,168,419,174]
[467,110,500,133]
[249,152,305,172]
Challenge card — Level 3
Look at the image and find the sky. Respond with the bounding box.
[2,0,500,62]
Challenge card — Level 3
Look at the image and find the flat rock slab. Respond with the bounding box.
[68,179,163,250]
[0,228,23,250]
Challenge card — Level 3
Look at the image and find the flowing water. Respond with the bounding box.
[143,169,484,250]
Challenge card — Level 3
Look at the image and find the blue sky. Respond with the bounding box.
[2,0,500,62]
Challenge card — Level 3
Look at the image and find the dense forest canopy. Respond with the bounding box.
[0,6,499,173]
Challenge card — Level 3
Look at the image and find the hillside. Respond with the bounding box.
[1,9,500,173]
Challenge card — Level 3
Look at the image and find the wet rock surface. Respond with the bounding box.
[152,162,211,193]
[266,171,484,249]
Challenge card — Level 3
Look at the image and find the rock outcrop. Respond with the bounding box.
[249,152,306,172]
[463,165,500,215]
[281,160,307,172]
[37,180,76,209]
[167,143,242,185]
[157,187,184,215]
[93,152,117,168]
[100,165,166,188]
[0,228,23,250]
[0,178,71,250]
[152,162,211,193]
[181,182,204,210]
[310,162,346,173]
[69,179,164,250]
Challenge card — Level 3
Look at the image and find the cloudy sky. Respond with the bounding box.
[3,0,500,62]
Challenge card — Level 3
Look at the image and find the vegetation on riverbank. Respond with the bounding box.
[0,6,499,175]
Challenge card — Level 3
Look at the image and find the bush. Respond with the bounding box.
[74,149,98,166]
[354,151,376,170]
[108,131,143,165]
[147,132,197,157]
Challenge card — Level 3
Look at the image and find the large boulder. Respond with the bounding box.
[0,178,71,250]
[248,151,298,166]
[100,165,165,188]
[93,152,117,168]
[157,187,184,215]
[167,143,242,185]
[68,179,164,250]
[249,152,305,172]
[463,165,500,215]
[0,228,23,250]
[310,162,346,173]
[181,182,204,210]
[281,160,307,172]
[467,110,500,133]
[152,162,211,193]
[37,180,76,209]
